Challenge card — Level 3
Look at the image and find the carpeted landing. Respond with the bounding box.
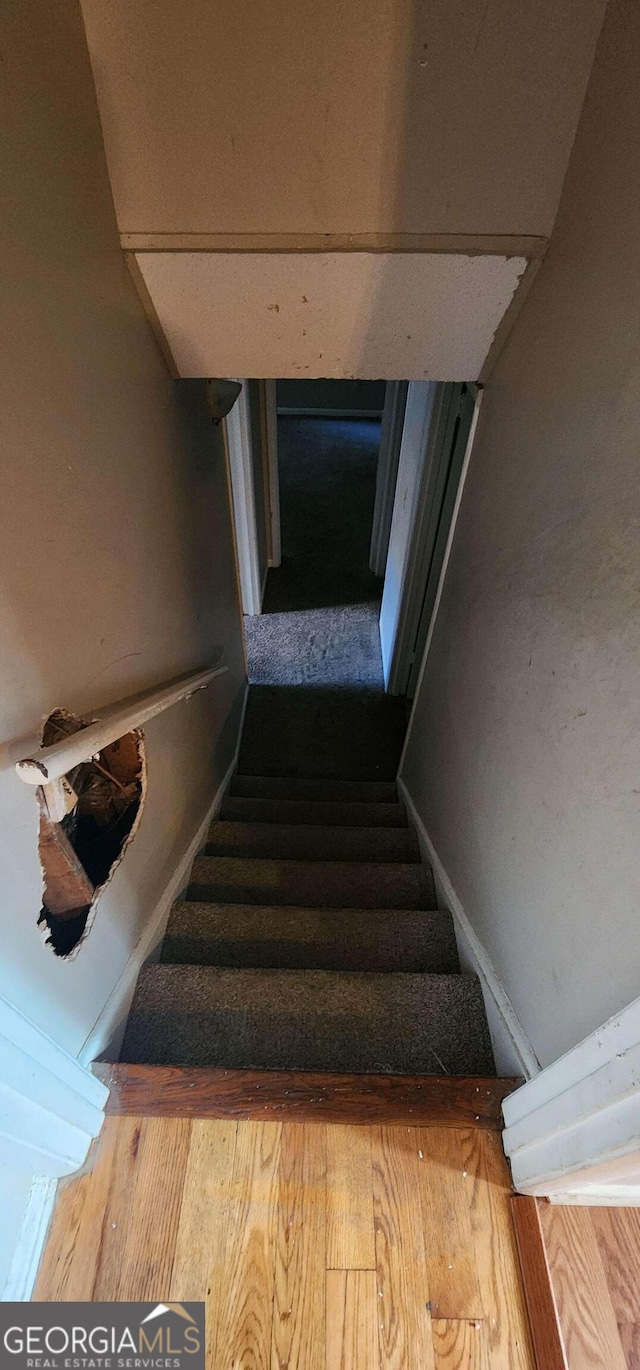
[243,602,383,690]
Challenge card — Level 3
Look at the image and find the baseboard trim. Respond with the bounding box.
[277,408,384,419]
[78,744,242,1068]
[93,1063,518,1128]
[3,1177,57,1302]
[398,778,540,1081]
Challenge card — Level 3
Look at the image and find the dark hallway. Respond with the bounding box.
[264,416,382,613]
[240,406,408,779]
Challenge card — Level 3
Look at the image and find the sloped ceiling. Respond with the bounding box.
[81,0,605,239]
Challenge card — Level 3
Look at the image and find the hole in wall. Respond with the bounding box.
[37,709,146,957]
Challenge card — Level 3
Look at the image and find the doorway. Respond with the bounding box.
[238,379,408,780]
[224,376,479,780]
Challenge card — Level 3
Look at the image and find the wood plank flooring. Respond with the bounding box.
[36,1115,534,1369]
[514,1198,640,1370]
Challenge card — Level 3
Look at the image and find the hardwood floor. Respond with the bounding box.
[514,1198,640,1370]
[35,1115,535,1369]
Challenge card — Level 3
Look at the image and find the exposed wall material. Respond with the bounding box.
[0,0,245,1057]
[134,251,527,380]
[80,0,605,240]
[401,0,640,1067]
[37,713,146,957]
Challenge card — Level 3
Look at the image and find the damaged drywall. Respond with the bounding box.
[37,709,146,957]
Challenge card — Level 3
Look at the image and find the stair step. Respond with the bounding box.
[220,795,408,828]
[188,855,435,909]
[95,1062,518,1128]
[120,965,496,1076]
[162,903,459,973]
[230,775,398,804]
[203,820,419,864]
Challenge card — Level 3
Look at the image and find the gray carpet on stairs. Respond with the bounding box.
[238,686,408,781]
[202,819,419,863]
[188,854,435,909]
[114,415,497,1080]
[229,776,399,803]
[220,794,408,827]
[162,902,460,974]
[121,964,495,1076]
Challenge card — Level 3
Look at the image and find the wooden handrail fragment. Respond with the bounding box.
[15,664,227,785]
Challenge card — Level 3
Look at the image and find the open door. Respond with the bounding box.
[405,384,479,697]
[369,381,408,577]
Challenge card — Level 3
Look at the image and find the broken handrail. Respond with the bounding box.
[15,664,227,786]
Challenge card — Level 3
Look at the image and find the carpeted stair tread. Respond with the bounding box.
[230,775,398,804]
[188,855,435,909]
[120,964,495,1076]
[220,795,408,828]
[203,820,419,864]
[238,686,407,782]
[161,902,460,973]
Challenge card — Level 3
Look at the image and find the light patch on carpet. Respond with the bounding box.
[245,603,384,690]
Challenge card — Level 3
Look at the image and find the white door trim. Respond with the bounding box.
[397,387,482,768]
[387,384,458,695]
[503,995,640,1203]
[263,379,281,567]
[224,382,263,615]
[370,381,408,577]
[379,382,437,687]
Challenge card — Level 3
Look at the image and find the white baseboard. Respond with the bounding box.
[397,777,540,1080]
[548,1186,640,1206]
[277,407,383,419]
[3,1176,57,1302]
[78,741,242,1068]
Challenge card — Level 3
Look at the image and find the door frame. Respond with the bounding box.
[260,379,281,567]
[381,382,481,696]
[223,381,263,615]
[370,381,408,578]
[405,383,479,697]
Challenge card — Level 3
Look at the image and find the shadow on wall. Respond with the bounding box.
[343,0,532,381]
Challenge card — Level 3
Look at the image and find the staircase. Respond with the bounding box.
[119,773,495,1077]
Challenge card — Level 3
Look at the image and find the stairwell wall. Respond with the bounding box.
[401,0,640,1069]
[0,0,246,1065]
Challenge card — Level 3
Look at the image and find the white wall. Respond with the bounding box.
[134,251,527,381]
[0,1171,36,1298]
[0,0,246,1277]
[401,0,640,1069]
[80,0,604,240]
